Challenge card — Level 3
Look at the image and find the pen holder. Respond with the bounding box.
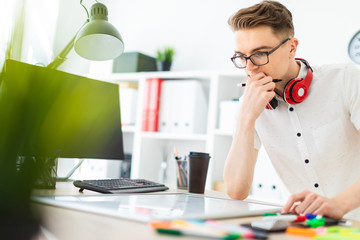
[176,160,188,189]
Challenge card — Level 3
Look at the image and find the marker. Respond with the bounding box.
[156,228,241,239]
[305,213,318,220]
[307,217,325,228]
[263,215,307,222]
[305,214,352,227]
[323,217,352,227]
[263,213,280,216]
[206,220,255,238]
[237,78,282,87]
[338,220,353,227]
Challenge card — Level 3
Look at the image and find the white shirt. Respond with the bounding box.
[238,61,360,219]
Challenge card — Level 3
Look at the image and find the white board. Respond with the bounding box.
[33,193,282,223]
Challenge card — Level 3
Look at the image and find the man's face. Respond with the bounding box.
[234,25,292,79]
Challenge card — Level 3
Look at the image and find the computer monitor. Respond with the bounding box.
[0,59,124,160]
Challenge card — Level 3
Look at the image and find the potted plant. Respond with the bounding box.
[156,46,175,71]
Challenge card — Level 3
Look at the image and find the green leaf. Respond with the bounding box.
[156,46,175,62]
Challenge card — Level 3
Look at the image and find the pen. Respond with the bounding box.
[182,155,187,167]
[174,146,181,160]
[237,78,282,87]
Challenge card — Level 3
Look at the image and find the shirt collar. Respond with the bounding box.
[274,60,308,103]
[297,60,308,80]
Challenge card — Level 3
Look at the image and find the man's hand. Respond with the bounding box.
[241,72,276,121]
[281,190,346,219]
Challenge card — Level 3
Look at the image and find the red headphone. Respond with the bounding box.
[265,58,313,110]
[282,58,313,105]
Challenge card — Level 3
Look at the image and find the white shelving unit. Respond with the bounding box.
[103,70,246,190]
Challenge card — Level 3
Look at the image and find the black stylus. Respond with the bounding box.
[238,79,282,87]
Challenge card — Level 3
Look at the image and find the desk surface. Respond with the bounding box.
[32,182,360,240]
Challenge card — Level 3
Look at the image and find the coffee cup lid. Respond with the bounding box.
[189,152,210,158]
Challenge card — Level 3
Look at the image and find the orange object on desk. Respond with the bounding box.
[149,221,171,229]
[286,227,317,237]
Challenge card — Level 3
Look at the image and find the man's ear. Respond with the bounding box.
[289,38,299,58]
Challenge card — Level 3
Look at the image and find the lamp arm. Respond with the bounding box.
[47,20,89,70]
[80,0,90,19]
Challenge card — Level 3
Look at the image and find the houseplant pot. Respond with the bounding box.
[156,60,172,71]
[156,47,175,71]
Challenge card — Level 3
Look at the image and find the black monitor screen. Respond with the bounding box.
[0,60,124,160]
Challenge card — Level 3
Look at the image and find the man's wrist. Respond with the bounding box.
[333,178,360,216]
[238,111,256,129]
[332,196,349,217]
[332,193,357,217]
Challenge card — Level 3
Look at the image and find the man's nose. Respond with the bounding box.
[245,59,257,72]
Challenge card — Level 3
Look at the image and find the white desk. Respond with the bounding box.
[31,182,360,240]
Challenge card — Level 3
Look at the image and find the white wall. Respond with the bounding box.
[53,0,360,74]
[22,0,58,66]
[288,0,359,66]
[52,0,91,75]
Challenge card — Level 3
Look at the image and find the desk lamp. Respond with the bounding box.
[46,0,124,180]
[48,0,124,69]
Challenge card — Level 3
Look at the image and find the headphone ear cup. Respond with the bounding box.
[283,79,298,104]
[283,78,311,104]
[290,80,309,103]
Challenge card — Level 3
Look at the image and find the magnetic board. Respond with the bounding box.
[33,193,282,223]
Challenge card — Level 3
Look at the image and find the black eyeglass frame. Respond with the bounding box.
[231,38,291,69]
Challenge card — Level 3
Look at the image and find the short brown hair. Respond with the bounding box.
[228,1,294,39]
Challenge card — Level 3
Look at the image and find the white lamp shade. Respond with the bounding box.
[74,3,124,61]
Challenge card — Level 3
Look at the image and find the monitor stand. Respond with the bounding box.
[56,159,85,182]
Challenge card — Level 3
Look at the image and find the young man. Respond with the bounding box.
[223,0,360,220]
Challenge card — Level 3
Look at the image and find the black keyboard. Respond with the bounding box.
[73,178,169,194]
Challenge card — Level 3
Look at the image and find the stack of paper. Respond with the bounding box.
[119,82,138,126]
[218,99,239,132]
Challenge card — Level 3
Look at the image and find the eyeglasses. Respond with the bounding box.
[231,38,290,69]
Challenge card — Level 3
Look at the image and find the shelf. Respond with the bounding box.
[103,70,250,191]
[214,129,233,136]
[92,70,283,200]
[104,70,246,82]
[140,132,208,141]
[122,125,136,133]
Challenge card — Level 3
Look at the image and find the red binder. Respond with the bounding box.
[141,78,152,131]
[147,78,162,132]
